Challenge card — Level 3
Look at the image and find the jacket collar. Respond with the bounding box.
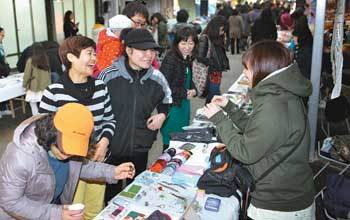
[112,56,154,84]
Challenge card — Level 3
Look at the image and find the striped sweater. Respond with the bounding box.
[39,77,116,142]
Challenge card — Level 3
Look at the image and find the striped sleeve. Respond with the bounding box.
[98,66,118,84]
[39,85,59,113]
[96,80,116,143]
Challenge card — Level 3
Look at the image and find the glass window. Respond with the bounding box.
[15,0,33,52]
[32,0,48,42]
[0,0,18,57]
[85,0,95,39]
[75,0,86,36]
[54,1,64,42]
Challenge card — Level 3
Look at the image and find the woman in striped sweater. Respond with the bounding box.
[39,36,117,220]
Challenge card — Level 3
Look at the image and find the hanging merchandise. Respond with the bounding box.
[330,0,346,99]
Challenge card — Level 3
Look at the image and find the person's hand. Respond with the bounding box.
[114,162,135,180]
[203,103,221,119]
[92,137,109,162]
[211,95,229,107]
[187,89,196,99]
[62,205,84,220]
[147,113,166,130]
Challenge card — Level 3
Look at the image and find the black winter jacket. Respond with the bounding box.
[99,56,172,156]
[251,18,277,44]
[160,49,196,106]
[197,35,230,72]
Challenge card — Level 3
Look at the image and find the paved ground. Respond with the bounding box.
[0,53,244,163]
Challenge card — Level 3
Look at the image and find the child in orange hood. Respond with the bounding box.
[93,15,132,78]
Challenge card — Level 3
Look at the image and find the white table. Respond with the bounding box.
[0,73,26,117]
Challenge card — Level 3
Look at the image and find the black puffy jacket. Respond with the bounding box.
[99,56,172,156]
[197,34,230,72]
[160,49,196,106]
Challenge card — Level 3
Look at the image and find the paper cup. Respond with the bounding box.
[68,203,85,211]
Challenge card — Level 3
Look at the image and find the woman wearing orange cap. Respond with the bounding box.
[0,103,135,220]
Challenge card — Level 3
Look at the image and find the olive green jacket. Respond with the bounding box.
[23,58,51,92]
[210,63,315,211]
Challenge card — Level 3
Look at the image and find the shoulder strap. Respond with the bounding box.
[202,34,211,58]
[255,100,308,183]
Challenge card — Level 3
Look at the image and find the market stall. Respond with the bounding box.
[94,73,252,220]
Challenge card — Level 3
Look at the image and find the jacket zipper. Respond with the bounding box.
[130,71,139,154]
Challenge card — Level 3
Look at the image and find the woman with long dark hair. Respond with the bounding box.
[63,10,79,39]
[160,26,198,149]
[203,41,315,220]
[23,43,51,115]
[197,15,230,103]
[251,8,277,44]
[293,15,313,79]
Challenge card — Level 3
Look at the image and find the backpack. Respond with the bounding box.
[197,147,254,220]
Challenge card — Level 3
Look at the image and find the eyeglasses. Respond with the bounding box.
[130,18,147,27]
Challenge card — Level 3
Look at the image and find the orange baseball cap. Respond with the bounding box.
[53,103,94,157]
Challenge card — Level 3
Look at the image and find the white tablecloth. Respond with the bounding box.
[0,73,25,102]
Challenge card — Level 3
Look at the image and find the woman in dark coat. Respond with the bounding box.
[63,10,79,39]
[197,15,230,103]
[251,8,277,44]
[160,27,198,148]
[293,15,313,79]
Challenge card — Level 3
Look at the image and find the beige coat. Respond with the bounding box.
[23,58,51,92]
[228,15,244,39]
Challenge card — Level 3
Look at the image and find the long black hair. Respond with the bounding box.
[31,43,50,71]
[293,16,313,48]
[202,15,227,47]
[151,13,167,24]
[64,10,73,24]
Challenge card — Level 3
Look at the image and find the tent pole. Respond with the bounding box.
[308,0,327,161]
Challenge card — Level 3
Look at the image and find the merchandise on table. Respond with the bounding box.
[94,171,197,220]
[149,148,176,173]
[95,141,239,220]
[161,150,193,176]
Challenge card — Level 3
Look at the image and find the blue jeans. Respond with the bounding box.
[206,82,221,103]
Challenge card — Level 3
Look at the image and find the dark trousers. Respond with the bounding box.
[231,38,240,54]
[104,150,149,205]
